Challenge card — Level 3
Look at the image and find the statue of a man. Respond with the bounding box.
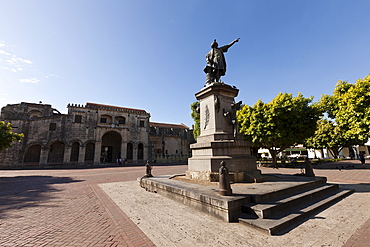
[204,38,240,84]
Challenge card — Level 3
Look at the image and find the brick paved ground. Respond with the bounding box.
[0,161,369,246]
[0,164,187,247]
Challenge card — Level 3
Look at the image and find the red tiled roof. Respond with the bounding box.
[86,102,148,113]
[150,122,189,129]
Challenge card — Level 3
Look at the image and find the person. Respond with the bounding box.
[359,153,365,167]
[204,38,240,84]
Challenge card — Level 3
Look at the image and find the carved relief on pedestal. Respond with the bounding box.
[204,105,210,129]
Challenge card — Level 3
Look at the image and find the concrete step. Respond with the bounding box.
[244,184,339,219]
[238,189,354,235]
[251,177,327,203]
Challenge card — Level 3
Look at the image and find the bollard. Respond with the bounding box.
[218,161,233,196]
[145,160,153,177]
[304,157,315,177]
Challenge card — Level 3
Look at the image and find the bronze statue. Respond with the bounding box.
[204,38,240,84]
[223,100,242,138]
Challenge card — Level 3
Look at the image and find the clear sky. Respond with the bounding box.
[1,1,370,127]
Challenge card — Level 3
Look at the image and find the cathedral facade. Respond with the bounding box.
[0,102,152,167]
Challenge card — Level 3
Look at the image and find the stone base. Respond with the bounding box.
[186,169,266,183]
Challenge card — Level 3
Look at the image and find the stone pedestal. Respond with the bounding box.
[187,83,260,182]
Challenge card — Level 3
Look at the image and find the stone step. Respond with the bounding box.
[238,189,354,235]
[251,177,327,203]
[244,184,339,219]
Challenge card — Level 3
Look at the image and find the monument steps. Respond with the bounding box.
[238,186,354,235]
[250,177,327,203]
[245,184,340,219]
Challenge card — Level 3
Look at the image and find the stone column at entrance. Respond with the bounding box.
[39,147,49,166]
[187,83,259,182]
[121,141,127,160]
[94,141,102,165]
[133,143,138,163]
[144,144,149,161]
[78,145,86,165]
[63,145,72,165]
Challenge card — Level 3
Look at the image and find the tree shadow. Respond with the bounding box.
[0,176,83,219]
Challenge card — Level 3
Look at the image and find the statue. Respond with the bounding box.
[218,161,233,196]
[204,38,240,84]
[223,100,243,138]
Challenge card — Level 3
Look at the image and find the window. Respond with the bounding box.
[75,115,82,123]
[117,117,126,124]
[100,117,107,123]
[139,120,145,127]
[49,123,57,131]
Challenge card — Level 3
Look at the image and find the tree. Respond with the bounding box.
[305,118,343,158]
[0,121,23,152]
[190,101,200,140]
[319,75,370,149]
[237,92,322,167]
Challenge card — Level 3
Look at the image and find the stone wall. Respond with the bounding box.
[0,102,151,167]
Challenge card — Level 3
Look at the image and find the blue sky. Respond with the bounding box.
[1,1,370,127]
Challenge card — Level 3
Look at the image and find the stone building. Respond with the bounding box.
[149,122,194,163]
[0,102,151,167]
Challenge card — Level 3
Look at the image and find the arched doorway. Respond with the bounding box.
[138,143,144,161]
[24,144,41,163]
[85,142,95,164]
[101,131,122,163]
[70,142,80,163]
[48,141,65,164]
[127,143,133,161]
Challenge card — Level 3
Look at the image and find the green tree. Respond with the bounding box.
[305,118,343,158]
[0,121,23,152]
[320,75,370,148]
[190,101,200,140]
[237,92,322,167]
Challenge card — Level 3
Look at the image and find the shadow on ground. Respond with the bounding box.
[338,183,370,193]
[0,162,188,170]
[0,176,83,219]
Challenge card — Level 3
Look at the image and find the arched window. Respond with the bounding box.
[116,116,126,125]
[24,144,41,163]
[28,110,43,119]
[48,141,65,164]
[100,115,112,124]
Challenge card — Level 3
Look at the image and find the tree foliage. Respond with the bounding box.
[0,121,23,152]
[319,75,370,148]
[305,118,343,158]
[237,92,322,165]
[190,101,200,140]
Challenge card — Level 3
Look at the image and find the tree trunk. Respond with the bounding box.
[269,149,278,169]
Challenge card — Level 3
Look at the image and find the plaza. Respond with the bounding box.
[0,160,369,246]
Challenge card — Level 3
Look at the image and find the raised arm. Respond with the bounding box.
[228,38,240,47]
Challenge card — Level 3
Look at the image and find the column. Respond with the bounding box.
[63,146,72,165]
[121,141,127,160]
[133,143,138,164]
[39,147,49,166]
[144,144,149,161]
[78,145,86,165]
[94,141,102,165]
